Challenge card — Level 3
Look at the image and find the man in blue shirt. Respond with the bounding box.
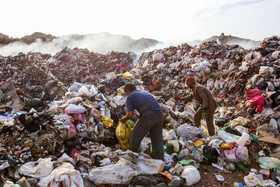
[120,83,164,161]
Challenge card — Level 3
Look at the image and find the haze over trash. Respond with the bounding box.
[0,32,263,56]
[1,0,279,56]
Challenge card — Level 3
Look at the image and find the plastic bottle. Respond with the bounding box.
[218,130,240,143]
[233,182,245,187]
[221,142,238,150]
[237,132,250,146]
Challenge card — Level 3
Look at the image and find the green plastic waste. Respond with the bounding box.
[258,157,280,170]
[177,160,191,166]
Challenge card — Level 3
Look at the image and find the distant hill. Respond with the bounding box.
[0,32,56,45]
[204,33,261,49]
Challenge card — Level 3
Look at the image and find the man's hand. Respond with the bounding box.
[202,112,208,119]
[120,117,126,123]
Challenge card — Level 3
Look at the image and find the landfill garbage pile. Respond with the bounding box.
[0,36,279,186]
[0,48,135,113]
[0,32,56,45]
[49,48,135,86]
[205,33,260,49]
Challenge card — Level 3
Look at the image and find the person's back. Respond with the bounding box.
[192,83,217,108]
[121,83,164,161]
[126,89,161,115]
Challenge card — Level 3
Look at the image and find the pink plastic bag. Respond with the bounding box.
[245,89,265,112]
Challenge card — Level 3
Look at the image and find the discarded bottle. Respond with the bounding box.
[233,182,245,187]
[218,130,240,143]
[221,142,238,150]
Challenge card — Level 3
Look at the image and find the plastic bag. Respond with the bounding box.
[177,124,203,138]
[58,153,75,165]
[167,140,180,153]
[163,129,177,140]
[105,72,115,79]
[19,158,53,179]
[65,104,87,114]
[257,157,280,170]
[245,89,265,112]
[89,159,141,185]
[156,63,165,69]
[69,82,91,92]
[181,165,201,186]
[64,120,77,139]
[223,146,248,161]
[137,158,164,175]
[259,66,274,75]
[184,102,196,121]
[113,95,126,106]
[100,114,114,128]
[123,72,132,77]
[116,121,132,150]
[228,116,250,128]
[78,85,98,97]
[153,53,165,61]
[244,172,276,187]
[38,162,84,187]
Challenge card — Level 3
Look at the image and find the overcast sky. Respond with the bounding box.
[1,0,280,43]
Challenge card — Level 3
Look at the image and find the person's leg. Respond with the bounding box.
[194,107,202,127]
[129,111,156,152]
[206,109,215,136]
[149,111,164,161]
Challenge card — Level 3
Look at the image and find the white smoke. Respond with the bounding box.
[0,32,263,57]
[0,33,159,56]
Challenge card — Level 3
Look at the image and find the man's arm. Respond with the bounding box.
[181,94,194,102]
[175,94,194,102]
[120,111,134,122]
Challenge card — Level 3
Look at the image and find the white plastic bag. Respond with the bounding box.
[89,159,141,185]
[57,153,75,165]
[163,129,177,140]
[184,102,196,121]
[137,158,164,175]
[65,104,87,114]
[181,165,201,186]
[19,158,53,179]
[177,124,203,138]
[78,85,98,97]
[69,82,91,92]
[153,53,165,61]
[244,172,276,187]
[38,162,84,187]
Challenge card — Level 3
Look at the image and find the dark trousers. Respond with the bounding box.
[194,107,216,136]
[129,110,164,161]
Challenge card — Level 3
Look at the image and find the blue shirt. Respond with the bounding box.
[126,90,161,115]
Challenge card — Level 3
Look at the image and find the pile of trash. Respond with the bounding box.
[0,36,279,186]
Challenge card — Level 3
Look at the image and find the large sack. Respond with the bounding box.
[19,158,53,179]
[38,162,84,187]
[89,159,141,185]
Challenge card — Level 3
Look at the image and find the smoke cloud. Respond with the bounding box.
[0,32,263,57]
[0,33,159,56]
